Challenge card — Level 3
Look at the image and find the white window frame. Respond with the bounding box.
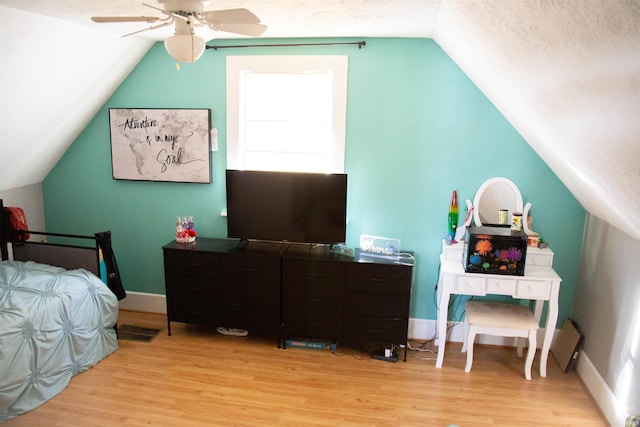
[226,55,348,173]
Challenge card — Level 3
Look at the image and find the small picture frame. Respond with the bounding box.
[109,108,211,183]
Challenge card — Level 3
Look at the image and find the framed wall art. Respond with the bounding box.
[109,108,211,183]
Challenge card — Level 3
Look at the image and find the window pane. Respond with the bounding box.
[245,121,328,153]
[227,55,347,173]
[245,152,327,173]
[245,73,329,121]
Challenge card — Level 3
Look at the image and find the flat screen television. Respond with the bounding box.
[226,169,347,245]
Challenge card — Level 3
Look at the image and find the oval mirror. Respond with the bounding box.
[473,177,523,226]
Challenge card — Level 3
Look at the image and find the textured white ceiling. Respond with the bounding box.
[0,0,442,40]
[1,0,639,239]
[435,0,640,240]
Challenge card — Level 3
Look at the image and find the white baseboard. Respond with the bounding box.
[118,291,167,314]
[576,353,625,427]
[118,296,513,344]
[118,294,617,425]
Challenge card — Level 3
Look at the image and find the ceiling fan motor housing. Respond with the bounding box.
[158,0,206,13]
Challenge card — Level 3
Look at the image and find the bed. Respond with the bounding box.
[0,199,126,421]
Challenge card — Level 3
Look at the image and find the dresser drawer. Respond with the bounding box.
[344,316,408,344]
[284,305,343,340]
[224,255,280,284]
[525,247,554,267]
[346,291,409,318]
[526,254,553,267]
[164,250,224,277]
[167,298,221,325]
[223,304,280,336]
[285,283,343,308]
[442,241,464,262]
[346,264,412,293]
[165,275,222,300]
[486,278,517,295]
[454,276,487,295]
[224,277,280,307]
[516,280,552,299]
[285,259,345,289]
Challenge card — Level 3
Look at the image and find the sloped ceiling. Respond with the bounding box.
[435,1,640,241]
[1,0,639,239]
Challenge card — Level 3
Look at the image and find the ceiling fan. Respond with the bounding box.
[91,0,267,64]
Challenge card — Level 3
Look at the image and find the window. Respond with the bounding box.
[226,55,348,173]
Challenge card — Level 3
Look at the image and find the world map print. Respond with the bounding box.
[109,108,211,183]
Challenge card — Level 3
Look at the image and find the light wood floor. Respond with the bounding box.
[5,310,606,427]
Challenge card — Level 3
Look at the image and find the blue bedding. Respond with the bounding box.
[0,260,118,421]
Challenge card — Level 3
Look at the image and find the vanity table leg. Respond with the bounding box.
[523,299,541,356]
[540,282,561,377]
[436,287,450,368]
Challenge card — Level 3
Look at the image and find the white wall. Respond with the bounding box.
[0,5,152,191]
[0,184,45,234]
[573,213,640,423]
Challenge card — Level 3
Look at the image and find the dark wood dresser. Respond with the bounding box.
[163,238,414,359]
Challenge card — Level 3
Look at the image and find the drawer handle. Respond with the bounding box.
[306,272,327,277]
[367,328,385,333]
[242,267,257,272]
[308,297,325,302]
[371,278,391,283]
[369,303,386,308]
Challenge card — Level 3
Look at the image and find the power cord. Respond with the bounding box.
[407,339,437,361]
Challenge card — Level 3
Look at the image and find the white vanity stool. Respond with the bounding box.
[462,300,539,380]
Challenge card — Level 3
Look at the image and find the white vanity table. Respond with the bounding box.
[436,177,562,377]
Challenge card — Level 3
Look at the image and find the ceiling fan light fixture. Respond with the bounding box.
[164,33,206,63]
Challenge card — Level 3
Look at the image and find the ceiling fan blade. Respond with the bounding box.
[121,19,174,37]
[202,8,261,25]
[208,22,267,37]
[91,16,160,23]
[142,3,173,17]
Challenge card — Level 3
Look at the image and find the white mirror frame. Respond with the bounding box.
[463,177,533,234]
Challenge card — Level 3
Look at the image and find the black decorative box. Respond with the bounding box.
[463,226,528,276]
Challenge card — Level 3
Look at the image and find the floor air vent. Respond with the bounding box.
[117,325,161,342]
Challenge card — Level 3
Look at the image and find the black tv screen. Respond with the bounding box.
[226,169,347,245]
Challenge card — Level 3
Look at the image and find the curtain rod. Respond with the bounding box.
[206,41,366,51]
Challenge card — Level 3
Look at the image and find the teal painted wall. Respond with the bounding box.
[43,38,585,326]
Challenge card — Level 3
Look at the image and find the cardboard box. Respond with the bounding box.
[551,319,584,373]
[464,226,528,275]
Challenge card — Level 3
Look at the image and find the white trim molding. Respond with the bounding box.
[576,353,627,427]
[118,291,167,314]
